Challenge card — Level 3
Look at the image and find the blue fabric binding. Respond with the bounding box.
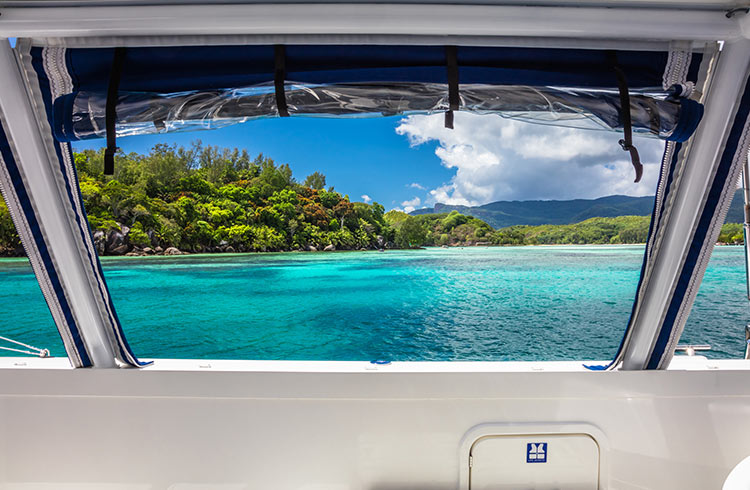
[30,47,149,367]
[666,99,705,143]
[63,45,687,92]
[646,73,750,369]
[0,119,93,367]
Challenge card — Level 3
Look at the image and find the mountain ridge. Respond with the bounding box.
[410,190,745,228]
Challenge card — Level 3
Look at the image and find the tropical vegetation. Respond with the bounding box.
[72,142,396,254]
[718,222,744,245]
[490,216,745,246]
[492,216,650,245]
[0,143,745,256]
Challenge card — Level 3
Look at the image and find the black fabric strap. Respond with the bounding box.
[608,52,643,183]
[445,46,459,129]
[275,45,290,118]
[104,47,126,176]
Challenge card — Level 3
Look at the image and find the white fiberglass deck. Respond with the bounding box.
[0,356,747,489]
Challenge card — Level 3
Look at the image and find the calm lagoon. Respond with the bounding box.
[0,245,746,361]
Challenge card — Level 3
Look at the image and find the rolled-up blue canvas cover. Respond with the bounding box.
[50,45,704,144]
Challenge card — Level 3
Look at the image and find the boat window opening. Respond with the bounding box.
[3,40,746,365]
[60,116,659,361]
[3,106,746,361]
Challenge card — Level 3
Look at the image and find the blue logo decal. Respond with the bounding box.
[526,442,547,463]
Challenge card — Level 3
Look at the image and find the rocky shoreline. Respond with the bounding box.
[91,226,394,257]
[2,229,739,259]
[3,218,741,259]
[91,227,192,257]
[0,227,396,258]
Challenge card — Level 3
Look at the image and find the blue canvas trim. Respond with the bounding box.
[0,119,92,367]
[64,144,151,367]
[666,99,704,142]
[59,48,148,366]
[646,73,750,369]
[30,47,148,367]
[606,141,681,367]
[52,93,77,143]
[686,52,702,84]
[606,51,704,369]
[64,45,675,93]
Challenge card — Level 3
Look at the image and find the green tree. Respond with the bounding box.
[395,216,427,248]
[127,223,151,248]
[719,223,744,244]
[0,200,20,253]
[304,171,327,190]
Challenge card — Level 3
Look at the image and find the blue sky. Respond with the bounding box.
[73,113,664,211]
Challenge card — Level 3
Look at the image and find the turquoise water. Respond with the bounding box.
[0,245,747,361]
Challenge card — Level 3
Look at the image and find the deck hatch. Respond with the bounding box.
[469,433,599,489]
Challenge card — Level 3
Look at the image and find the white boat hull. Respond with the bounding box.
[0,357,747,489]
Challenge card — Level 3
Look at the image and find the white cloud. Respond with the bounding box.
[395,113,664,206]
[401,196,422,214]
[408,182,426,190]
[361,194,372,203]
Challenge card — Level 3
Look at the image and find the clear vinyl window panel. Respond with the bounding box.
[56,83,698,142]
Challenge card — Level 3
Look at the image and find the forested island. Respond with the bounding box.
[0,143,744,256]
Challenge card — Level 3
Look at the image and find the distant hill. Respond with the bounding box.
[411,190,745,228]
